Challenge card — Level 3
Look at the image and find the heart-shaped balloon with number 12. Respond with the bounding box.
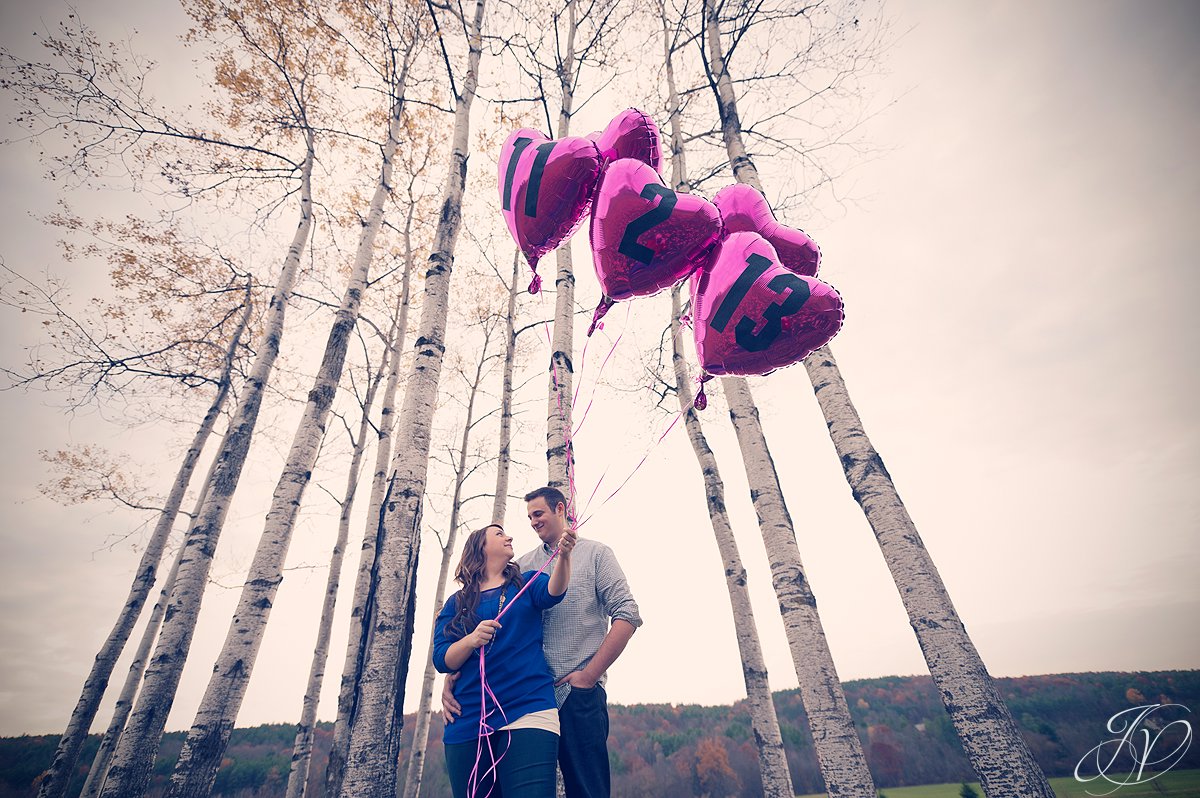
[588,158,722,332]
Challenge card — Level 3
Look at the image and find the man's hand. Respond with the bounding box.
[555,669,599,690]
[440,672,462,724]
[558,526,577,557]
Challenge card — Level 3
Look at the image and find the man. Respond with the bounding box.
[442,486,642,798]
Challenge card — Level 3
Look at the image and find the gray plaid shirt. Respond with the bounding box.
[517,537,642,705]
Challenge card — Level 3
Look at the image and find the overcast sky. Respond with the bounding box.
[1,0,1197,739]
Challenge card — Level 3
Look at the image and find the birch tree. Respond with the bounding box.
[323,105,433,798]
[497,0,625,495]
[699,1,1055,794]
[335,0,486,793]
[95,0,332,789]
[78,423,229,798]
[281,319,391,798]
[23,271,252,798]
[401,302,502,798]
[648,7,793,795]
[163,5,421,795]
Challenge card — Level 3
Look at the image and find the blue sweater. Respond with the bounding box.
[433,571,565,745]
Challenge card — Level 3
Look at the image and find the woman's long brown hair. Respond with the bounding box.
[446,524,524,640]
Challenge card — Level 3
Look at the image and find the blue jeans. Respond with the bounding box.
[559,684,610,798]
[445,728,558,798]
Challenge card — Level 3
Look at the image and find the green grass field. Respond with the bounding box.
[796,768,1200,798]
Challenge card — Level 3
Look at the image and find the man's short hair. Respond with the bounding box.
[523,485,567,514]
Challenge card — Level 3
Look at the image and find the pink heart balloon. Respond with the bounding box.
[588,158,722,334]
[712,183,821,277]
[594,108,662,172]
[690,231,843,378]
[498,127,602,292]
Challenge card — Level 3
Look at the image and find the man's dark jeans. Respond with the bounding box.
[560,684,610,798]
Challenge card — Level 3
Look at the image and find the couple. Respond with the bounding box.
[433,486,642,798]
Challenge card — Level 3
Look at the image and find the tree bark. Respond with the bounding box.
[805,348,1056,796]
[697,5,877,795]
[283,339,390,798]
[34,278,253,798]
[97,129,315,798]
[400,340,489,798]
[670,290,795,798]
[491,251,520,525]
[702,3,1055,794]
[78,388,231,798]
[325,270,414,798]
[164,61,409,797]
[545,0,578,499]
[336,1,485,794]
[659,12,792,795]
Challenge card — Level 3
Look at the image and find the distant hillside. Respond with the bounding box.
[4,670,1196,797]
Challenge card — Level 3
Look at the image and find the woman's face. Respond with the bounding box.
[482,525,514,561]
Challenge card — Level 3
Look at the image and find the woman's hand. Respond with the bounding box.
[466,619,502,650]
[441,618,502,670]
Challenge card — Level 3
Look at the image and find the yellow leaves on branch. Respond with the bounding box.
[38,445,150,508]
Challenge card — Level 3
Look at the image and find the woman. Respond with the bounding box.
[433,523,573,798]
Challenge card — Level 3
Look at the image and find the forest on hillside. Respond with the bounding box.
[4,670,1196,797]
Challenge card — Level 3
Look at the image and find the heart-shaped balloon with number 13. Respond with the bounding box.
[498,128,603,293]
[691,231,843,378]
[587,158,722,334]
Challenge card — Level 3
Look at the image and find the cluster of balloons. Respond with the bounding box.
[497,108,843,392]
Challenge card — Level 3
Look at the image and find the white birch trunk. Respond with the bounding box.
[165,75,408,798]
[804,348,1055,796]
[660,16,792,793]
[79,422,227,798]
[400,350,487,798]
[97,130,315,798]
[34,280,254,798]
[283,342,390,798]
[671,289,794,798]
[702,3,1055,794]
[336,2,485,793]
[491,251,520,524]
[700,6,876,795]
[325,213,416,798]
[79,292,248,797]
[545,0,578,498]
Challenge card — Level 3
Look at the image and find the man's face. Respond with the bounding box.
[526,497,564,545]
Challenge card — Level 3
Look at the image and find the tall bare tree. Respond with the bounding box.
[94,3,334,791]
[497,0,625,496]
[699,1,1055,794]
[78,418,230,798]
[651,7,793,794]
[323,102,434,798]
[401,305,501,798]
[335,0,487,793]
[28,276,253,798]
[163,5,420,795]
[282,320,394,798]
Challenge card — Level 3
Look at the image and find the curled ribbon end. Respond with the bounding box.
[693,373,713,411]
[586,296,615,337]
